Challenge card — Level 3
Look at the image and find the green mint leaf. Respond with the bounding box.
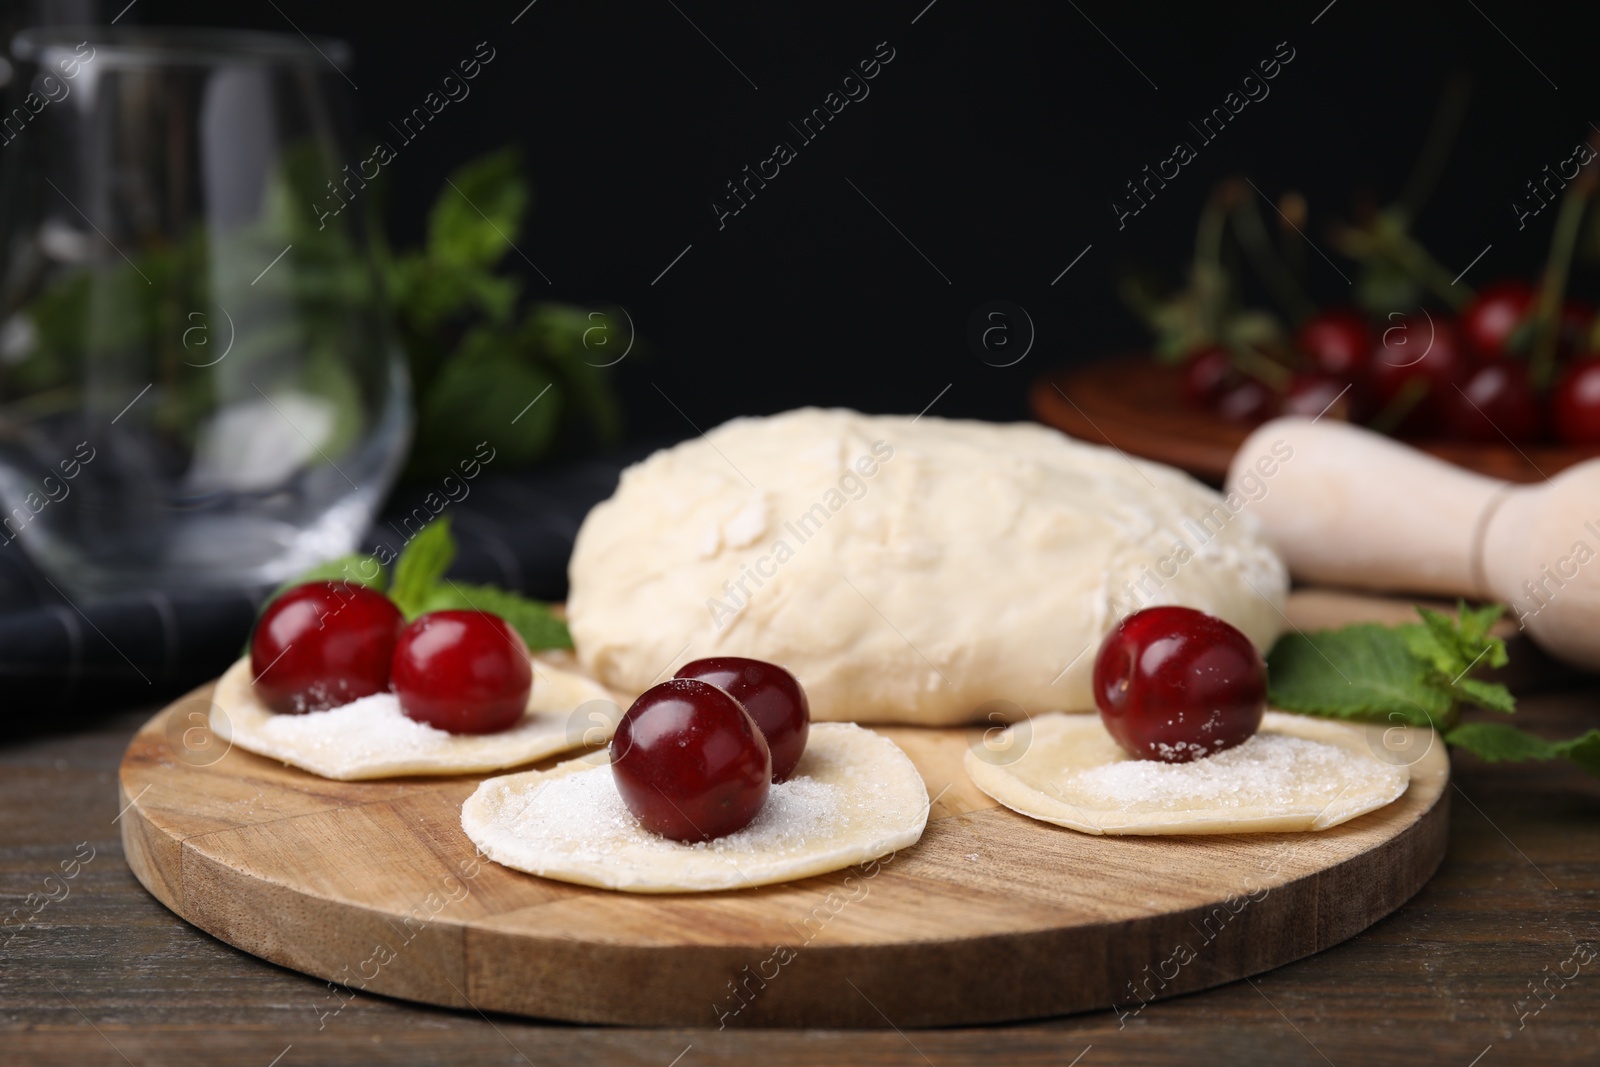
[1452,602,1510,671]
[527,302,626,444]
[1413,603,1508,673]
[1400,617,1461,676]
[1445,722,1600,777]
[272,552,387,598]
[1566,733,1600,777]
[406,323,560,481]
[416,581,573,651]
[1445,722,1562,761]
[1457,602,1508,652]
[389,517,457,618]
[1266,624,1451,726]
[1453,676,1517,715]
[426,148,528,270]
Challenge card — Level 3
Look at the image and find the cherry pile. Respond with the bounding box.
[250,581,532,734]
[610,657,811,842]
[1181,286,1600,445]
[1093,606,1267,763]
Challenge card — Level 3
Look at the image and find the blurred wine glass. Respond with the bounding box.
[0,26,410,595]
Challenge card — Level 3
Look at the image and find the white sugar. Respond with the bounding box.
[253,693,506,762]
[503,766,847,862]
[1064,734,1395,812]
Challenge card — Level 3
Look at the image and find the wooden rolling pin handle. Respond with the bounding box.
[1226,417,1508,599]
[1231,417,1600,670]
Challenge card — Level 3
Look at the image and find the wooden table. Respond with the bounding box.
[4,685,1598,1067]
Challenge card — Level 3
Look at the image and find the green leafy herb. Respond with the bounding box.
[387,517,458,618]
[1268,602,1512,726]
[11,143,628,488]
[265,516,571,651]
[1268,602,1596,778]
[1404,603,1508,674]
[1444,722,1600,774]
[426,148,528,271]
[383,148,632,480]
[414,582,572,651]
[268,552,387,600]
[1265,623,1451,726]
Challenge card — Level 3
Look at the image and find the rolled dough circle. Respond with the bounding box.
[460,722,929,892]
[210,654,624,780]
[964,711,1414,835]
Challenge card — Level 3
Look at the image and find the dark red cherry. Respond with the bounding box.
[1553,357,1600,444]
[1280,370,1365,421]
[1093,606,1266,763]
[391,611,532,734]
[1444,361,1542,442]
[1295,308,1371,376]
[1181,346,1234,408]
[1370,313,1472,435]
[1459,280,1534,360]
[1559,300,1594,357]
[675,657,810,781]
[250,581,404,714]
[610,679,771,841]
[1214,378,1275,424]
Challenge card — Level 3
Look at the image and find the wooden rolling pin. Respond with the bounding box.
[1227,417,1600,670]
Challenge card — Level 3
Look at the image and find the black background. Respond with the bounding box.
[18,0,1600,443]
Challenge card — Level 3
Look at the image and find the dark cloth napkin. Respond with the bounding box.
[0,444,663,716]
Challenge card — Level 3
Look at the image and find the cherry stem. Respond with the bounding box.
[1231,189,1317,324]
[1387,221,1471,311]
[1329,213,1469,311]
[1528,168,1595,390]
[1397,74,1472,222]
[1193,184,1237,343]
[1227,344,1292,389]
[1367,376,1430,435]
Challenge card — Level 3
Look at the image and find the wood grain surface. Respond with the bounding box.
[4,685,1598,1064]
[117,695,1449,1029]
[108,590,1456,1028]
[1031,360,1600,485]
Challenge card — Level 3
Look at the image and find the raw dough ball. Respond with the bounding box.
[567,409,1288,725]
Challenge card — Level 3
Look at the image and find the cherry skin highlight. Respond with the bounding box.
[1281,370,1366,422]
[1181,346,1234,408]
[1459,279,1534,360]
[391,611,532,735]
[1295,307,1372,376]
[675,657,810,781]
[1554,357,1600,444]
[610,679,771,841]
[1214,378,1275,424]
[250,581,404,714]
[1093,606,1267,763]
[1370,314,1471,435]
[1444,361,1541,442]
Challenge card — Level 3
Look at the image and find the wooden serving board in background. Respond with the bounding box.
[118,592,1452,1029]
[1031,360,1600,485]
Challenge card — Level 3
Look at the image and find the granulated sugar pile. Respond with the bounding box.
[1063,733,1403,813]
[249,694,478,761]
[503,765,846,863]
[211,654,617,779]
[460,722,931,891]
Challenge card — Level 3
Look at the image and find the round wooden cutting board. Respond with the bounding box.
[118,686,1449,1028]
